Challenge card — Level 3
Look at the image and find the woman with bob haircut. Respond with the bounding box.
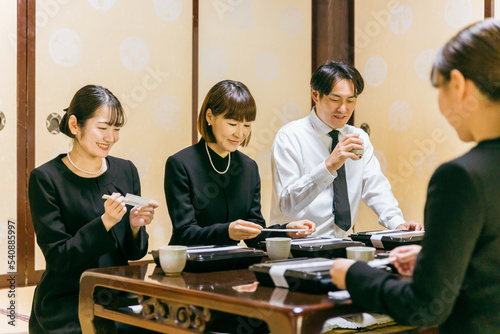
[165,80,315,247]
[330,19,500,333]
[28,85,158,333]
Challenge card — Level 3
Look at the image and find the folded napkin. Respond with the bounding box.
[324,290,393,331]
[322,312,393,331]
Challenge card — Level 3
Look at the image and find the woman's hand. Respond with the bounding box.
[130,200,159,228]
[286,220,316,238]
[229,220,263,241]
[102,192,127,231]
[389,245,422,276]
[330,259,355,290]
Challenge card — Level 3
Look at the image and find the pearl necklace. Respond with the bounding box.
[205,142,230,174]
[67,153,105,175]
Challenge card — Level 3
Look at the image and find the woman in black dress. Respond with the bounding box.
[330,19,500,333]
[29,85,158,333]
[165,80,315,247]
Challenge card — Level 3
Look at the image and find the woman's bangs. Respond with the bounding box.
[107,104,126,127]
[222,92,256,122]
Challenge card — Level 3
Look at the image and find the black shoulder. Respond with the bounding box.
[167,145,200,165]
[29,156,63,181]
[107,156,139,178]
[233,150,258,169]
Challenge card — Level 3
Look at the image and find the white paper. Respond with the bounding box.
[370,235,384,248]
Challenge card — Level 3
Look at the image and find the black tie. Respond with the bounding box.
[329,130,351,231]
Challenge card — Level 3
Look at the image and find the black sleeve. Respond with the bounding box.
[245,160,287,248]
[29,168,117,273]
[123,160,149,260]
[165,155,233,245]
[345,162,484,327]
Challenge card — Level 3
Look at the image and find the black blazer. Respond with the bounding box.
[28,154,148,333]
[345,138,500,334]
[165,139,285,246]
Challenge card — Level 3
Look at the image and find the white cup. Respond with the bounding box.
[159,246,187,276]
[346,246,376,262]
[266,237,291,261]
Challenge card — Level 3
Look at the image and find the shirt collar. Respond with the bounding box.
[308,107,348,137]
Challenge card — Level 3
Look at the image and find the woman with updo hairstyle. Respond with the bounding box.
[165,80,315,248]
[28,85,158,333]
[330,19,500,333]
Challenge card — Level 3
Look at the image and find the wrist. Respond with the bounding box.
[130,224,141,238]
[101,213,118,231]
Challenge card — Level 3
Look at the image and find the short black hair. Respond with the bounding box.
[310,61,364,98]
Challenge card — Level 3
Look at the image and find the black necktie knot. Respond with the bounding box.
[328,130,340,147]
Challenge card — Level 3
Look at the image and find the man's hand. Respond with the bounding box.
[396,220,424,231]
[325,134,364,173]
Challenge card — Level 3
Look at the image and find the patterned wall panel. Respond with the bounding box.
[35,0,191,269]
[0,1,17,276]
[199,0,312,222]
[354,0,483,231]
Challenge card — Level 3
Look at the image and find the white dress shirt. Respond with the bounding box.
[270,108,405,238]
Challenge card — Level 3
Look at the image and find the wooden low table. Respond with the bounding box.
[78,263,436,333]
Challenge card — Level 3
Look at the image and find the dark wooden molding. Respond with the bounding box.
[26,0,37,286]
[311,0,355,124]
[485,0,495,18]
[9,0,29,289]
[312,0,354,70]
[192,0,199,145]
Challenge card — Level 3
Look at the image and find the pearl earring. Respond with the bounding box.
[208,123,211,126]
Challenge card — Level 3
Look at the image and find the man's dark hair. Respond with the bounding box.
[310,61,364,97]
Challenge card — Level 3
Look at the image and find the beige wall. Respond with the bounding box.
[354,0,483,232]
[35,0,192,269]
[0,1,17,275]
[198,0,312,222]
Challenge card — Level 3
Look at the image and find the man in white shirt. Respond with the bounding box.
[271,61,422,237]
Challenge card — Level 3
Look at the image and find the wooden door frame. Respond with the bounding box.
[312,0,355,124]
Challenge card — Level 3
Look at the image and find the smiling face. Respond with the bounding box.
[313,79,357,130]
[72,105,121,159]
[206,109,252,157]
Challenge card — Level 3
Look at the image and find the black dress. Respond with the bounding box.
[345,138,500,334]
[28,154,149,333]
[164,139,287,247]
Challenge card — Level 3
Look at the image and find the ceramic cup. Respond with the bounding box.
[159,245,187,276]
[266,237,291,261]
[346,246,376,262]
